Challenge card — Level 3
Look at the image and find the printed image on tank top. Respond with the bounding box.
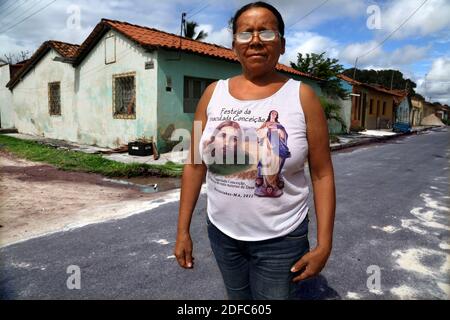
[202,110,291,198]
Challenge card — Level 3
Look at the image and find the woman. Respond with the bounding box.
[175,1,336,300]
[256,110,291,197]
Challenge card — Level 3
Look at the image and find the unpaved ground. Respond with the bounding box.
[0,150,180,247]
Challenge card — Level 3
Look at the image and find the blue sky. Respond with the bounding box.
[0,0,449,103]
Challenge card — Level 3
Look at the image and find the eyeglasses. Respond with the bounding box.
[234,30,281,44]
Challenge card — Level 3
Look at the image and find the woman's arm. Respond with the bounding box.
[291,83,336,282]
[174,82,217,269]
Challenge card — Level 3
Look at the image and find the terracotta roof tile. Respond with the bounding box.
[75,19,321,81]
[338,74,407,97]
[48,40,80,58]
[7,40,79,90]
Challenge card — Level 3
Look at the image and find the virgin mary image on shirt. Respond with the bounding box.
[255,110,291,198]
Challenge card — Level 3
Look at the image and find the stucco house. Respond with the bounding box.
[4,19,322,153]
[0,59,30,129]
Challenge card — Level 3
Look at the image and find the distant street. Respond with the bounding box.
[1,127,449,300]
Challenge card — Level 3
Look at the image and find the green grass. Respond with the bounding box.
[0,134,183,178]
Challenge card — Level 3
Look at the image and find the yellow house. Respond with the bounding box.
[339,75,407,130]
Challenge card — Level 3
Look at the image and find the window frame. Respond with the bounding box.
[112,72,137,119]
[48,81,61,116]
[183,76,216,113]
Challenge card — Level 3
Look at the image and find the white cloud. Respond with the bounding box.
[197,24,232,48]
[380,0,450,39]
[267,0,366,31]
[416,57,450,104]
[0,0,196,57]
[281,31,339,65]
[388,44,431,65]
[339,40,383,65]
[339,41,429,68]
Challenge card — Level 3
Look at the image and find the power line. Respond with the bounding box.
[0,0,17,12]
[286,0,330,30]
[186,3,210,19]
[0,0,57,34]
[0,0,28,21]
[1,0,45,28]
[357,0,429,60]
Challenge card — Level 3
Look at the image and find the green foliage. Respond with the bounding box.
[290,52,348,99]
[319,97,347,133]
[343,68,417,95]
[184,21,208,41]
[0,135,183,178]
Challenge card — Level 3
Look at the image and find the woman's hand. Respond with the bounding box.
[291,246,331,282]
[174,232,194,269]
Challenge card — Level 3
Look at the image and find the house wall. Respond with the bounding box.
[156,50,241,152]
[74,30,158,148]
[0,64,14,128]
[395,98,411,124]
[328,97,351,134]
[365,91,394,129]
[327,79,352,134]
[410,98,424,126]
[12,49,76,137]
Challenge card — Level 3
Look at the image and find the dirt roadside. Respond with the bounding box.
[0,150,180,247]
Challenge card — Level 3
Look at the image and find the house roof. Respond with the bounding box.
[7,40,80,90]
[338,74,407,98]
[74,18,322,81]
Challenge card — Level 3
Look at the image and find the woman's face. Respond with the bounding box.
[270,111,278,120]
[233,7,285,77]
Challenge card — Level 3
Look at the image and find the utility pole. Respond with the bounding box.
[353,57,359,80]
[181,12,186,38]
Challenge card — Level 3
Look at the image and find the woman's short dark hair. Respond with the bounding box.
[232,1,285,37]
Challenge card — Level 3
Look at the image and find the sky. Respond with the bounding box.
[0,0,449,104]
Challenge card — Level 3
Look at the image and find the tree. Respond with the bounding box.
[343,68,417,95]
[184,20,208,41]
[290,52,348,99]
[319,97,347,133]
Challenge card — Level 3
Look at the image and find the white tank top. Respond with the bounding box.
[199,78,310,241]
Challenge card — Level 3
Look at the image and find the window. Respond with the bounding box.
[113,73,136,118]
[105,35,116,64]
[369,99,373,114]
[184,76,216,113]
[382,101,386,115]
[48,82,61,115]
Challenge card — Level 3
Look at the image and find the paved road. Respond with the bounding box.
[1,127,449,299]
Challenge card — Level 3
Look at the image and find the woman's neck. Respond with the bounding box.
[241,69,286,85]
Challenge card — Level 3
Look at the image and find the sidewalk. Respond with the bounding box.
[1,125,441,165]
[330,125,440,152]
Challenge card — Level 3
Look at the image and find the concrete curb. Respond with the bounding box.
[330,126,440,152]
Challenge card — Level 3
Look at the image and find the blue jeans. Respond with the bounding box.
[207,215,310,300]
